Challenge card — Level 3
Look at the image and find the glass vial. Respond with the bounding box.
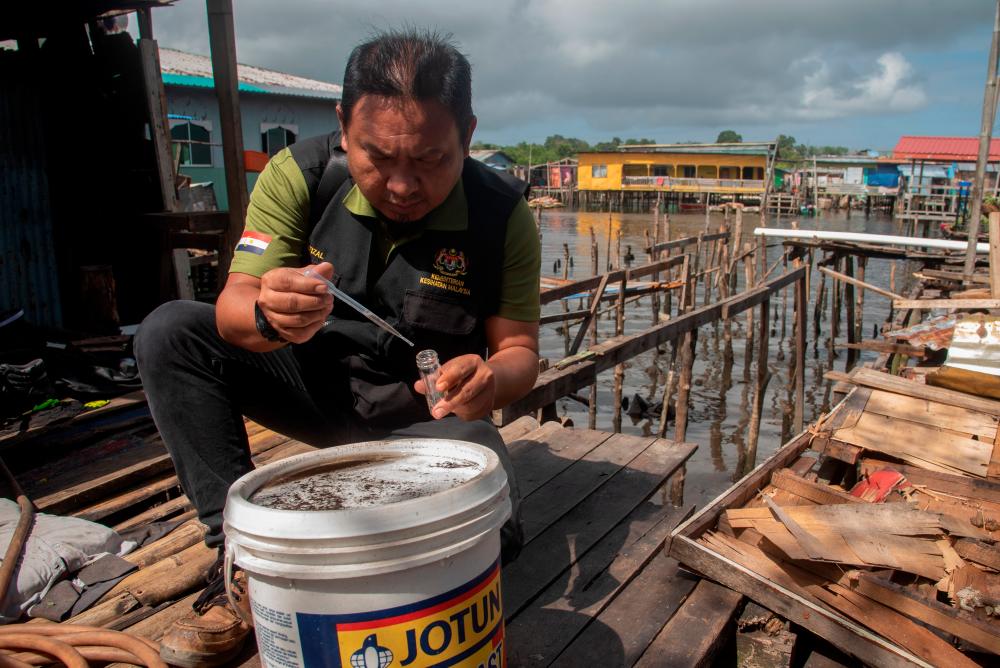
[416,349,446,413]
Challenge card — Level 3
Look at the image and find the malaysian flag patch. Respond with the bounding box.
[235,231,272,255]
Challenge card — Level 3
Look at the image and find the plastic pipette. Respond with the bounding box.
[303,268,415,347]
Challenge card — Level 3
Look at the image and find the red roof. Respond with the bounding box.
[893,136,1000,161]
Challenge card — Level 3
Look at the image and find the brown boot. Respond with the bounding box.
[159,551,252,668]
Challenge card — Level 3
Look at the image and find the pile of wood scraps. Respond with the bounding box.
[672,366,1000,667]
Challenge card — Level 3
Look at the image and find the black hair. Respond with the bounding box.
[340,29,473,140]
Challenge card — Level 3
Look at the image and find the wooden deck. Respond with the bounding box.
[2,399,745,666]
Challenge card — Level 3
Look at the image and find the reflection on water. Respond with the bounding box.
[536,207,913,507]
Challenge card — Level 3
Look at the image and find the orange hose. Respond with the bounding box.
[0,627,167,668]
[53,631,166,668]
[0,625,160,653]
[0,653,33,668]
[9,646,139,665]
[0,634,87,668]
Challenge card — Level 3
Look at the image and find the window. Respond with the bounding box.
[697,165,718,179]
[679,165,696,178]
[170,121,212,166]
[591,164,608,178]
[622,164,649,177]
[261,124,298,157]
[719,166,740,179]
[652,165,673,177]
[742,166,757,180]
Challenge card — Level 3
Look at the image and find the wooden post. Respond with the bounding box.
[745,297,772,475]
[137,38,177,212]
[589,227,599,430]
[991,211,1000,297]
[794,275,806,434]
[829,255,841,365]
[670,326,695,505]
[966,3,1000,278]
[612,267,628,433]
[844,255,857,371]
[206,0,249,283]
[856,256,867,345]
[743,245,756,385]
[813,269,826,344]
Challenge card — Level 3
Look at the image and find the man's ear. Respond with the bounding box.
[336,104,348,150]
[463,115,478,157]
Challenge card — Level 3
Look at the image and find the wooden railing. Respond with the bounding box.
[622,176,765,190]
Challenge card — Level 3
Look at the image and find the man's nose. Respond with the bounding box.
[386,169,418,199]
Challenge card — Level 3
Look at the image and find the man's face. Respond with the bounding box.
[339,96,474,223]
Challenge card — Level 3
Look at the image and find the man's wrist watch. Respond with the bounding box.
[254,301,285,343]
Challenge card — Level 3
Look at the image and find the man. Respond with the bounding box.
[135,30,540,667]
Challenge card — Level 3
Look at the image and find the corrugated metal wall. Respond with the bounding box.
[0,54,63,327]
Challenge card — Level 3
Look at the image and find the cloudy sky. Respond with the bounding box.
[140,0,996,151]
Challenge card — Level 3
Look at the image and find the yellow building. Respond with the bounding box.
[577,142,774,194]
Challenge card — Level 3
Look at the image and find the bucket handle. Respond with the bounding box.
[224,543,255,627]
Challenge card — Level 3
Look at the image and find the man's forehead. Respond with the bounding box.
[350,96,459,137]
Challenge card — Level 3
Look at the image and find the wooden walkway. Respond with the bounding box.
[1,399,741,666]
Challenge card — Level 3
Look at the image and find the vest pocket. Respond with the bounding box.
[402,289,476,336]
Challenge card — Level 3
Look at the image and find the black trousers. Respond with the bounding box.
[134,301,523,563]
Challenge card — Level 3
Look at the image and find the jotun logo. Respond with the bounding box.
[296,562,505,668]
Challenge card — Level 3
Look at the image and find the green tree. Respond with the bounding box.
[716,130,742,143]
[776,134,799,159]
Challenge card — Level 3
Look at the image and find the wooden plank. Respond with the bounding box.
[835,341,926,358]
[862,389,998,440]
[568,272,611,355]
[519,434,687,543]
[814,584,980,668]
[818,387,871,433]
[843,368,1000,417]
[893,298,1000,309]
[509,427,611,498]
[990,425,1000,480]
[860,457,1000,504]
[540,268,626,304]
[502,439,691,618]
[818,266,903,300]
[634,579,742,668]
[505,504,692,667]
[954,538,1000,570]
[31,439,173,514]
[833,412,991,477]
[769,469,862,505]
[853,573,1000,654]
[815,438,863,465]
[550,551,699,667]
[989,211,1000,297]
[672,532,950,668]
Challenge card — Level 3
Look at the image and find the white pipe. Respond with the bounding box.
[753,228,989,254]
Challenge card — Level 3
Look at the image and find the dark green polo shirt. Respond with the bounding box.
[231,148,540,322]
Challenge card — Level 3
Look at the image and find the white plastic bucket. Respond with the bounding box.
[224,438,511,668]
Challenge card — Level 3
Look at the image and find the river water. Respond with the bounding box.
[535,207,915,507]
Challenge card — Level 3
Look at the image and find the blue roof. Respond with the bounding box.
[163,72,268,94]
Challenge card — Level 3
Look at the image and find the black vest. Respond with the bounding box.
[288,133,527,427]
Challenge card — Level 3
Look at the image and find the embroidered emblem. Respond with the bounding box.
[433,248,468,277]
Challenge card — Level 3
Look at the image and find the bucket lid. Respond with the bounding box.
[224,438,508,542]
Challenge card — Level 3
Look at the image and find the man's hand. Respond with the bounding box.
[256,262,335,344]
[415,354,496,421]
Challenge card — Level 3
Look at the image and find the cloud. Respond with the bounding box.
[796,52,928,120]
[138,0,991,145]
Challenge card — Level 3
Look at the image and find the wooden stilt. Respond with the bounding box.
[844,255,857,371]
[745,297,772,475]
[589,227,599,429]
[794,274,806,434]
